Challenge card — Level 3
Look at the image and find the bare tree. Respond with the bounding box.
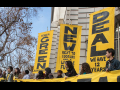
[0,7,41,71]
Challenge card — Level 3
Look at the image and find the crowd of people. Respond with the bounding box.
[0,48,120,82]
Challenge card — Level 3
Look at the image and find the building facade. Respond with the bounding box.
[49,7,120,77]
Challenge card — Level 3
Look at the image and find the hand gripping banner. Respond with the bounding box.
[33,30,54,74]
[55,24,82,74]
[5,70,120,82]
[86,7,115,73]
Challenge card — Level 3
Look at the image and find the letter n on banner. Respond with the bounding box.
[55,24,82,74]
[86,7,115,73]
[33,30,54,74]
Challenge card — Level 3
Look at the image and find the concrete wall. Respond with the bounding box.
[50,7,120,77]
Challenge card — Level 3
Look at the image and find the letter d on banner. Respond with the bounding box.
[33,30,54,74]
[55,24,82,74]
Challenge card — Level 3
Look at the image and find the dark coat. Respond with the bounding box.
[105,58,120,71]
[65,68,77,77]
[45,68,52,79]
[56,75,63,78]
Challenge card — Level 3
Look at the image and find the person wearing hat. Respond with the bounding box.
[22,70,30,79]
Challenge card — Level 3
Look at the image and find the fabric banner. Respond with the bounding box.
[55,24,82,74]
[1,70,120,82]
[33,30,54,74]
[86,7,115,73]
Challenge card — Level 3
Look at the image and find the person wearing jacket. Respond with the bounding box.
[44,67,53,79]
[0,69,3,78]
[105,48,120,72]
[22,70,30,79]
[14,68,22,79]
[36,71,44,79]
[65,61,77,79]
[56,70,63,78]
[3,66,13,82]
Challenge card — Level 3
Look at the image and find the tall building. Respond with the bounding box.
[49,7,120,77]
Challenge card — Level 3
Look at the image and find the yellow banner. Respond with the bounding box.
[33,30,54,74]
[9,70,120,82]
[55,24,82,74]
[86,7,115,73]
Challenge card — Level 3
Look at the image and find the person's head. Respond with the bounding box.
[65,61,74,70]
[14,68,21,75]
[36,71,44,79]
[7,66,13,73]
[45,67,51,75]
[80,63,92,74]
[106,48,115,58]
[0,69,2,74]
[25,70,29,75]
[57,70,63,76]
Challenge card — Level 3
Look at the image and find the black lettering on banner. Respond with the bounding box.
[38,56,47,62]
[64,26,77,34]
[0,80,5,82]
[77,78,91,82]
[92,20,109,34]
[117,76,120,82]
[92,11,109,34]
[97,57,106,61]
[64,26,77,51]
[62,51,70,54]
[40,43,48,49]
[39,49,48,54]
[99,76,108,82]
[92,33,109,45]
[95,62,100,67]
[93,11,109,24]
[14,80,18,82]
[61,61,65,69]
[37,63,46,69]
[41,37,49,42]
[90,57,96,62]
[61,65,65,69]
[91,33,108,57]
[91,46,106,57]
[64,81,71,82]
[64,43,76,51]
[64,35,77,43]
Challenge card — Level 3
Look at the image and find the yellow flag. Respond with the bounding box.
[13,70,120,82]
[33,30,54,74]
[55,24,82,74]
[86,7,115,73]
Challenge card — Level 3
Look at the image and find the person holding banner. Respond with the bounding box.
[3,66,13,82]
[36,71,44,79]
[105,48,120,72]
[0,69,3,78]
[76,63,92,77]
[56,70,63,78]
[22,70,30,79]
[65,61,77,79]
[44,67,53,79]
[14,68,22,79]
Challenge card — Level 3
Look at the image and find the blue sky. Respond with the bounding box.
[30,7,52,65]
[31,7,51,39]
